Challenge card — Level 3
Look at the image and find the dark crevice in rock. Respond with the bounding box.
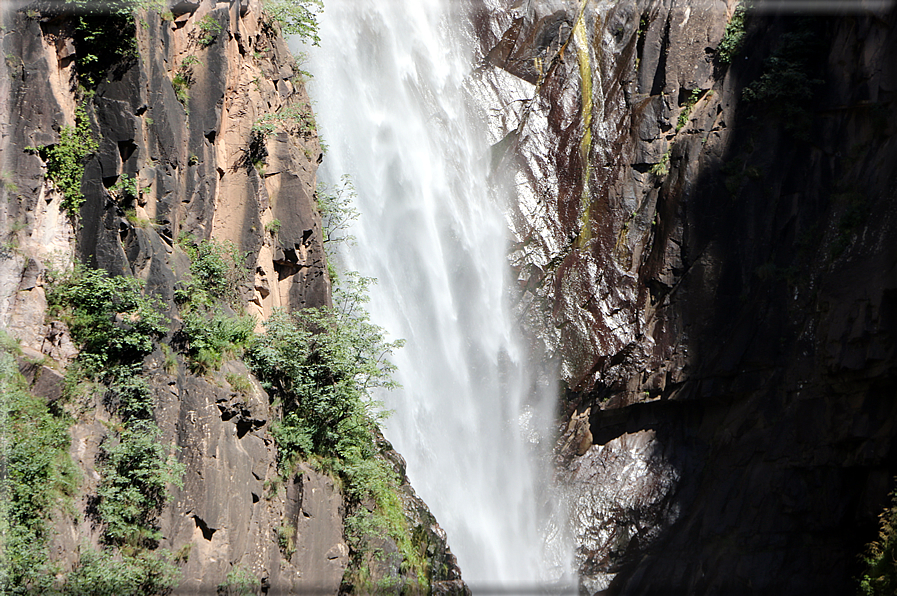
[192,515,217,541]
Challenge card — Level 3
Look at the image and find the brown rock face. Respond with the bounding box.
[472,0,897,593]
[0,1,465,593]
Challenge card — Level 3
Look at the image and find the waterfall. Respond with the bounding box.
[301,0,572,589]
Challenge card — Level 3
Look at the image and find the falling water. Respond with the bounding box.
[301,0,571,590]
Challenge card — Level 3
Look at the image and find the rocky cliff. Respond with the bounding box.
[472,0,897,593]
[0,1,466,594]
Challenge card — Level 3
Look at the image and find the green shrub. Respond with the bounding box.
[649,148,671,177]
[860,481,897,595]
[64,544,181,596]
[742,25,824,137]
[717,1,747,64]
[265,218,282,236]
[28,104,99,214]
[171,72,191,111]
[218,565,261,596]
[180,308,256,374]
[47,264,169,374]
[197,14,223,47]
[263,0,323,46]
[0,352,78,593]
[252,103,317,139]
[226,373,253,394]
[178,235,248,307]
[317,175,359,253]
[246,274,402,470]
[96,420,185,547]
[676,88,703,132]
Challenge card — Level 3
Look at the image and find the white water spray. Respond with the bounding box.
[303,0,572,590]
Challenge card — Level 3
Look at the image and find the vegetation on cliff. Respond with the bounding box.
[859,482,897,595]
[0,345,77,594]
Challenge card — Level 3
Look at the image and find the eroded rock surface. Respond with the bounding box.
[472,0,897,593]
[0,0,466,593]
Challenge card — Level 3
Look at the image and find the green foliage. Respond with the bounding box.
[46,264,169,374]
[742,25,824,137]
[64,544,181,596]
[263,0,323,46]
[63,0,165,87]
[217,565,261,596]
[676,89,703,132]
[180,308,256,374]
[317,175,359,253]
[0,352,77,594]
[247,272,402,472]
[649,148,671,177]
[717,1,747,64]
[174,236,254,373]
[171,72,191,112]
[29,104,98,214]
[860,481,897,595]
[252,103,317,139]
[178,235,248,306]
[265,218,282,236]
[110,173,139,201]
[197,14,223,47]
[96,420,185,547]
[226,373,253,394]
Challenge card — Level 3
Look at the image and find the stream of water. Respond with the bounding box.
[301,1,572,590]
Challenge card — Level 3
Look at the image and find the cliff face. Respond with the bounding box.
[0,1,465,593]
[472,0,897,593]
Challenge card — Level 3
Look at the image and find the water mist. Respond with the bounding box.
[301,0,573,590]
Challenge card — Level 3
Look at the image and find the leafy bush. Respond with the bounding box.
[252,103,317,139]
[96,421,185,547]
[717,1,747,64]
[47,264,169,374]
[217,565,261,596]
[742,25,824,137]
[197,14,223,47]
[676,88,703,131]
[246,272,402,471]
[174,236,255,373]
[860,481,897,595]
[263,0,323,46]
[28,104,99,214]
[178,235,248,307]
[64,544,181,596]
[317,175,359,253]
[649,148,671,177]
[0,352,77,593]
[179,308,256,374]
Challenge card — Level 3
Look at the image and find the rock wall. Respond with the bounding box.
[472,0,897,593]
[0,0,466,593]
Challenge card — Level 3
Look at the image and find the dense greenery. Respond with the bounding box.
[28,105,98,214]
[263,0,323,45]
[245,271,430,589]
[0,350,77,594]
[96,421,185,547]
[175,236,255,373]
[45,264,184,595]
[246,272,402,469]
[47,264,168,374]
[859,482,897,595]
[63,0,164,88]
[742,23,824,137]
[717,1,747,64]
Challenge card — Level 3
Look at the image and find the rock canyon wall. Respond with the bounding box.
[471,0,897,592]
[0,1,466,593]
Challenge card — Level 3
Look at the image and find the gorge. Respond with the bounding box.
[1,0,897,595]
